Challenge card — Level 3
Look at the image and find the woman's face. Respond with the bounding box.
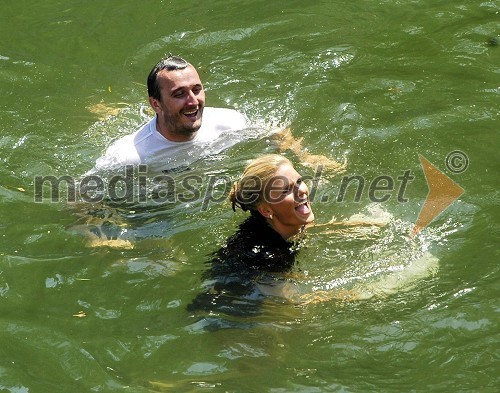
[260,163,314,238]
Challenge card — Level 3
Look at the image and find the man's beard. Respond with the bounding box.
[162,109,202,137]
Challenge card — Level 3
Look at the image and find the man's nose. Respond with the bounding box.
[186,90,199,105]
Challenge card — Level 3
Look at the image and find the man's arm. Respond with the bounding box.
[272,128,346,174]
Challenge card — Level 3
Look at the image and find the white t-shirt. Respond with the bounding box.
[91,107,248,173]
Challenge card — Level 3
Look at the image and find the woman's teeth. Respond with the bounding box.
[295,200,311,214]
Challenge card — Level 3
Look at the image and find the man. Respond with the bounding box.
[91,55,248,174]
[90,55,344,175]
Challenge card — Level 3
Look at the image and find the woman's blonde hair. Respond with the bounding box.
[229,154,292,213]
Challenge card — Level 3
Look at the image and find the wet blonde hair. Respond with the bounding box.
[229,154,293,213]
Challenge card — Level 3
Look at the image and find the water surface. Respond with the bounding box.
[0,1,498,391]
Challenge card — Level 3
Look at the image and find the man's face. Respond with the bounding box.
[150,65,206,141]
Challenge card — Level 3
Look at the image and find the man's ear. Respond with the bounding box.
[149,97,161,114]
[257,205,273,219]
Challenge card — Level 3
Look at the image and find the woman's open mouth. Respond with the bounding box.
[295,200,311,215]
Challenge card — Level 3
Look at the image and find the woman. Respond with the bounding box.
[188,155,438,323]
[187,155,316,317]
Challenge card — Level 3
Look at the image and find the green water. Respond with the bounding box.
[1,1,498,392]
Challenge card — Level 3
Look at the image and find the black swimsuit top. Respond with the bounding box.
[188,214,301,318]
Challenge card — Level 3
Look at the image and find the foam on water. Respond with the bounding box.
[302,204,457,301]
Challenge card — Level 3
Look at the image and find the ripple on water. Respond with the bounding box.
[0,320,126,391]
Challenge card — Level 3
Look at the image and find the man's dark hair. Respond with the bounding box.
[147,55,190,101]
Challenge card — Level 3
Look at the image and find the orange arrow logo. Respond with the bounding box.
[411,155,464,237]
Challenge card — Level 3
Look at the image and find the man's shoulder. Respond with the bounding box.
[202,107,248,131]
[112,117,155,146]
[92,118,156,170]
